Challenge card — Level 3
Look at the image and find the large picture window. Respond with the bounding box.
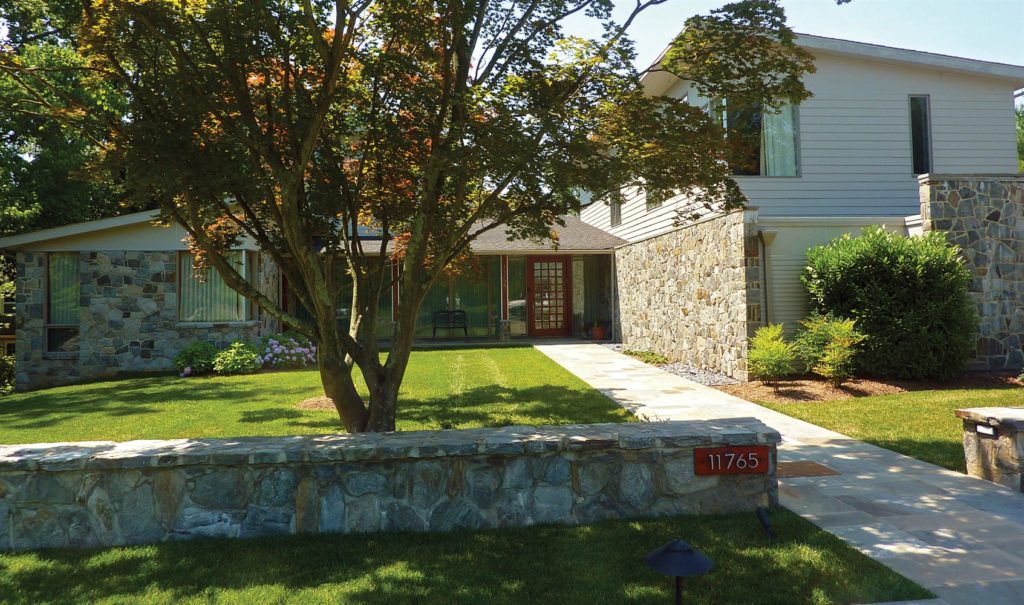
[47,252,80,353]
[715,99,798,177]
[179,252,249,322]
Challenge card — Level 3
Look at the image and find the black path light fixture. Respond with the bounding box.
[756,506,776,542]
[643,539,714,605]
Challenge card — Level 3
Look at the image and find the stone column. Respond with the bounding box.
[919,174,1024,370]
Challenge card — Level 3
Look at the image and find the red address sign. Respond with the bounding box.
[694,446,772,476]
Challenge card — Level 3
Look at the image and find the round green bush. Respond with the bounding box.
[213,341,263,375]
[802,226,976,380]
[173,341,219,375]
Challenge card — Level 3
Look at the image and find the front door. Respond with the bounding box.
[526,256,572,337]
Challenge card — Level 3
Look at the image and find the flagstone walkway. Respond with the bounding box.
[536,342,1024,605]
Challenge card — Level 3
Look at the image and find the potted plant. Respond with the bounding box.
[591,319,609,341]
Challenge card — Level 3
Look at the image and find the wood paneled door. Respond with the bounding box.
[526,256,572,337]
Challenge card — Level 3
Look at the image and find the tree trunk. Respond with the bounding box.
[318,343,369,432]
[317,268,425,434]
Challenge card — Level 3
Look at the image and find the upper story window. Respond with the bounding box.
[713,99,799,177]
[909,95,932,175]
[610,200,621,227]
[179,252,251,322]
[47,252,80,353]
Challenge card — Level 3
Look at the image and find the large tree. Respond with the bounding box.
[1,0,818,432]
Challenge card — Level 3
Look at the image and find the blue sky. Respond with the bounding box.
[564,0,1024,69]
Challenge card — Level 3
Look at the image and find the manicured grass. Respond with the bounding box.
[0,510,929,605]
[0,347,631,444]
[760,386,1024,472]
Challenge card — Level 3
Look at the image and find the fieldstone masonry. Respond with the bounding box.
[613,210,763,380]
[15,250,279,390]
[920,174,1024,370]
[0,420,780,550]
[957,407,1024,492]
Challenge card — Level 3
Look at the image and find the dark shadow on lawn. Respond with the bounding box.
[390,384,629,429]
[0,511,928,605]
[265,384,628,433]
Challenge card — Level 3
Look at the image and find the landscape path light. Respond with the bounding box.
[643,539,714,605]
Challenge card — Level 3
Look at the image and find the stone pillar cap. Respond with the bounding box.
[955,407,1024,429]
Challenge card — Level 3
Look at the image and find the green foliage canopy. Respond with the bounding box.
[0,1,133,236]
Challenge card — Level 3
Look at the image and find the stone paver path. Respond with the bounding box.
[536,343,1024,605]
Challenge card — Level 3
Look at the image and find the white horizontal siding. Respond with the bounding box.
[581,50,1020,242]
[760,219,910,333]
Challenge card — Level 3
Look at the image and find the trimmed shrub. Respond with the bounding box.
[260,332,317,368]
[803,227,976,380]
[213,341,263,375]
[173,341,219,376]
[793,314,866,375]
[813,326,866,387]
[0,354,14,395]
[748,324,796,388]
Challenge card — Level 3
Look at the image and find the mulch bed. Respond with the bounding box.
[715,372,1023,404]
[296,395,335,410]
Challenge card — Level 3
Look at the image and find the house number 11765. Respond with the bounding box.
[693,446,771,476]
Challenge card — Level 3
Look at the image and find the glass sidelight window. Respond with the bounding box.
[909,95,932,175]
[47,252,80,353]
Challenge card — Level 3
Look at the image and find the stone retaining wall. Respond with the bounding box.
[15,250,279,390]
[613,210,763,379]
[0,420,780,550]
[919,175,1024,370]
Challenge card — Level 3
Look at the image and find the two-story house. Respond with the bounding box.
[1,33,1022,389]
[580,34,1024,379]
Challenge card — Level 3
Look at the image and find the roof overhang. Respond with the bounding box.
[0,210,162,250]
[797,34,1024,86]
[640,32,1024,97]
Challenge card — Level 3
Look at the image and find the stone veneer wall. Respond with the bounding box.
[613,210,763,380]
[0,420,780,550]
[919,175,1024,370]
[15,251,280,390]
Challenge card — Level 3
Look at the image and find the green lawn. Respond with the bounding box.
[0,510,929,605]
[760,386,1024,472]
[0,346,631,444]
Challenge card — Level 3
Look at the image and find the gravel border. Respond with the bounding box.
[600,343,739,386]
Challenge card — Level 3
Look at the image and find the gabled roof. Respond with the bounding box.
[641,32,1024,96]
[0,210,161,250]
[796,34,1024,84]
[471,215,625,252]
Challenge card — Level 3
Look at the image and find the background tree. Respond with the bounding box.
[1,0,819,432]
[0,1,135,236]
